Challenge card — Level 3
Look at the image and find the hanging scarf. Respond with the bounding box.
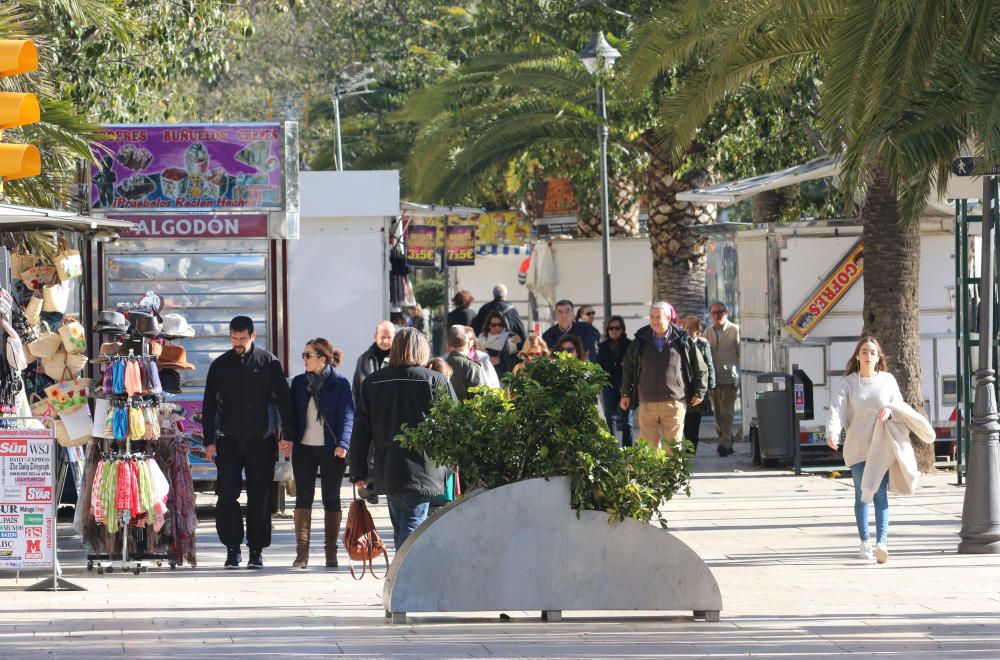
[103,365,114,394]
[306,366,331,422]
[147,360,162,394]
[112,361,126,395]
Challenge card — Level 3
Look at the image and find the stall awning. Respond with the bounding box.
[400,201,485,218]
[0,204,134,236]
[675,158,838,206]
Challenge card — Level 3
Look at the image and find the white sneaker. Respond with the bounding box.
[858,540,874,561]
[875,543,888,564]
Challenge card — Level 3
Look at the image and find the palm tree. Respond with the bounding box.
[0,1,130,212]
[402,47,721,315]
[627,0,1000,471]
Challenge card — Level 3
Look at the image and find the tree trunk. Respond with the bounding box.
[644,134,715,318]
[860,163,935,473]
[575,173,640,238]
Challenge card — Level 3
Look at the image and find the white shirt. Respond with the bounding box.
[301,399,325,447]
[826,371,903,467]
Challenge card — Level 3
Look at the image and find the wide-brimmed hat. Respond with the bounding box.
[158,344,195,370]
[161,313,195,339]
[89,342,122,364]
[129,311,162,337]
[158,368,181,394]
[93,310,128,334]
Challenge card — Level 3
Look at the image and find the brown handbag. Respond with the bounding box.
[343,492,389,580]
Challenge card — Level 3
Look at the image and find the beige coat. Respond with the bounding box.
[861,401,935,503]
[707,320,740,385]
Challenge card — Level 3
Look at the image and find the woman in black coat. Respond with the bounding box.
[596,315,633,446]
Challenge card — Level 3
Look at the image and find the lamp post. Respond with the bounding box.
[331,72,376,171]
[959,175,1000,554]
[578,32,620,322]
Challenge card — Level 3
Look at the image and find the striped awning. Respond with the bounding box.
[475,244,531,256]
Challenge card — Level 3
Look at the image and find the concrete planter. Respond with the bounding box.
[383,476,722,623]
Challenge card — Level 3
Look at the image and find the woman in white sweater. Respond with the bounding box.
[826,336,902,563]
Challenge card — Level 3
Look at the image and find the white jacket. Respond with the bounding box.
[861,401,935,503]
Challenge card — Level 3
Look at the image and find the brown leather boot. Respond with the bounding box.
[292,508,311,568]
[324,510,343,567]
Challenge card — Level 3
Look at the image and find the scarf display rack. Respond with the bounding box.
[81,319,198,575]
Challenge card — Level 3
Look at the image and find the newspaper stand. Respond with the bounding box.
[0,417,84,591]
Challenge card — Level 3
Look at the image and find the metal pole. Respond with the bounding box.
[597,81,612,321]
[959,175,1000,554]
[333,85,344,172]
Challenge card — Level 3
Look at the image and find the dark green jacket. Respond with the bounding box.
[620,324,709,409]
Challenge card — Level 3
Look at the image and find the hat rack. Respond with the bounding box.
[84,306,195,575]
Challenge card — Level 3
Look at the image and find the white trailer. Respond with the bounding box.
[734,218,965,448]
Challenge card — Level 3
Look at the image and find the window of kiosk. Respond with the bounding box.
[103,239,270,391]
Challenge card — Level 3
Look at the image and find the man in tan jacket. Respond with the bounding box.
[707,302,740,456]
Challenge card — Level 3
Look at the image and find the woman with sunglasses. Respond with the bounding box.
[287,338,354,569]
[476,311,519,378]
[512,335,550,375]
[597,315,633,446]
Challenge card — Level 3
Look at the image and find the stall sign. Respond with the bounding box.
[114,213,269,239]
[785,239,864,341]
[0,428,55,569]
[91,123,285,212]
[410,212,534,249]
[445,225,476,266]
[406,223,438,267]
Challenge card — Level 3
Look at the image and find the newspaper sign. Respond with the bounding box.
[784,239,864,341]
[0,428,55,569]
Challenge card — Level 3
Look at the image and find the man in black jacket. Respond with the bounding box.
[541,299,599,361]
[351,328,456,549]
[471,283,526,344]
[203,316,295,569]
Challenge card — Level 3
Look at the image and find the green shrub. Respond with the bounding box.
[398,353,691,526]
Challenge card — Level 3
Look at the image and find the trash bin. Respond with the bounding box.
[756,390,795,460]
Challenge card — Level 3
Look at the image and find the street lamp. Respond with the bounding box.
[578,31,620,322]
[331,71,376,171]
[959,175,1000,554]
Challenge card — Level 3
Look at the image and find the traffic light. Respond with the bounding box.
[0,39,40,180]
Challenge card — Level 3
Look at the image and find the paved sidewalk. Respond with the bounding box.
[1,443,998,658]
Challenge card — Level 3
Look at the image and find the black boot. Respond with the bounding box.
[224,546,242,569]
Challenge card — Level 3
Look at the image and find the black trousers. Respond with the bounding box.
[215,435,277,551]
[292,444,347,512]
[684,409,703,453]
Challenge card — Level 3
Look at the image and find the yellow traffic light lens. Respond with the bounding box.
[0,143,41,180]
[0,93,39,129]
[0,40,38,77]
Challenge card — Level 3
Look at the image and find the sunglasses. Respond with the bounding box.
[711,310,726,315]
[302,352,318,359]
[583,311,595,316]
[489,322,503,328]
[608,326,624,331]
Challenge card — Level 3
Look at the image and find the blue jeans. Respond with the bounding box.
[602,389,634,447]
[851,462,889,545]
[386,492,431,550]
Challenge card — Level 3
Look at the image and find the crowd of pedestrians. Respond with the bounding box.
[201,287,742,569]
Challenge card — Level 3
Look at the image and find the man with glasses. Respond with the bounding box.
[706,303,741,456]
[203,316,295,569]
[541,299,599,360]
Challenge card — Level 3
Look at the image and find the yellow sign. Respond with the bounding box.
[785,239,864,340]
[414,212,533,249]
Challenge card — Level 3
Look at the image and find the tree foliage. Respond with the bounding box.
[398,354,691,526]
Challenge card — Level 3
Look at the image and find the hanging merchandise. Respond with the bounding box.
[27,322,61,360]
[54,237,84,281]
[20,262,57,290]
[58,316,88,354]
[93,310,129,335]
[11,302,39,345]
[2,317,28,371]
[44,373,92,413]
[91,397,111,438]
[42,279,70,313]
[23,290,43,328]
[28,392,55,418]
[40,351,87,379]
[10,244,36,279]
[57,404,93,447]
